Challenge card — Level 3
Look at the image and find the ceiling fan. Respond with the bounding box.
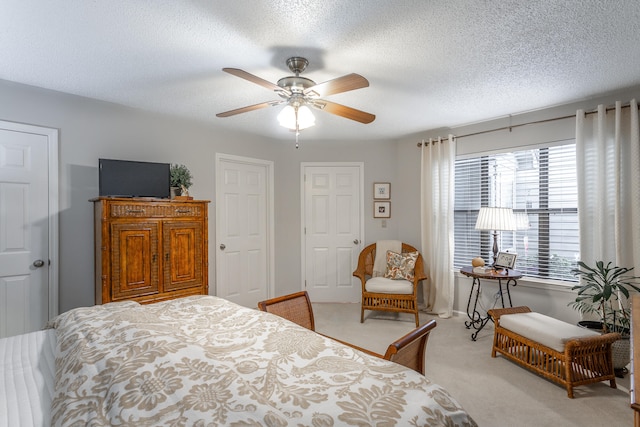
[216,57,376,128]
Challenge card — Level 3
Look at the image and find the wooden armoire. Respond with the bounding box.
[92,197,209,304]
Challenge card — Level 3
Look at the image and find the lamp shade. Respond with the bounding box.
[474,207,516,231]
[296,105,315,129]
[277,105,296,129]
[277,104,315,130]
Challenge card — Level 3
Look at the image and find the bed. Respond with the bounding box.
[1,295,476,426]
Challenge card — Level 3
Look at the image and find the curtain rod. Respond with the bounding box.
[417,103,635,147]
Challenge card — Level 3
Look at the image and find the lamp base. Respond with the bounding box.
[491,231,499,266]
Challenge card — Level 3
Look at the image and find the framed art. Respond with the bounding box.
[373,182,391,200]
[495,252,517,269]
[373,201,391,218]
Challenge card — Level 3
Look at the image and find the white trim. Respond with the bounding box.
[0,120,59,319]
[215,153,275,299]
[48,127,59,318]
[300,162,365,295]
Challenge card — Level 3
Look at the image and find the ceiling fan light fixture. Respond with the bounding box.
[277,105,296,128]
[218,57,375,140]
[277,104,315,130]
[297,105,315,129]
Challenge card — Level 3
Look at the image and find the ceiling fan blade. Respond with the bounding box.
[304,73,369,97]
[312,100,375,124]
[222,68,291,96]
[216,100,284,118]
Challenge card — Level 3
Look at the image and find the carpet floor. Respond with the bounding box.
[312,303,632,427]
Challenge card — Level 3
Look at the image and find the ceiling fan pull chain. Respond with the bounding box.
[295,108,300,149]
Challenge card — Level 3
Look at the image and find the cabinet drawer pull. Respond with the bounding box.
[176,209,191,214]
[126,209,145,213]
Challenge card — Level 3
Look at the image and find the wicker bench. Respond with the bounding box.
[488,306,620,398]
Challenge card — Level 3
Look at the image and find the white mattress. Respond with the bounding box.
[0,329,56,427]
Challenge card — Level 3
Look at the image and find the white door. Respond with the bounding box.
[302,163,363,303]
[215,154,273,308]
[0,121,58,338]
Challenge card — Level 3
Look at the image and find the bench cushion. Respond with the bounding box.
[365,277,413,294]
[499,312,601,352]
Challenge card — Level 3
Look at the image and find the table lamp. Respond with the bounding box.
[475,207,516,266]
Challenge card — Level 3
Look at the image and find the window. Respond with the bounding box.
[454,143,578,282]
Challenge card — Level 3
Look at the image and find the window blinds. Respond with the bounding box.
[454,143,578,281]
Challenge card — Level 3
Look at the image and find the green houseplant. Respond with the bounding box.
[170,164,193,197]
[570,260,640,334]
[569,260,640,373]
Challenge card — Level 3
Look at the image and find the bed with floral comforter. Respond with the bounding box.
[48,295,476,426]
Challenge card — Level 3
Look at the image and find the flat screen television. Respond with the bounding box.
[99,158,170,198]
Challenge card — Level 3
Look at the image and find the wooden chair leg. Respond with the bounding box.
[360,305,364,323]
[566,385,574,399]
[490,329,498,357]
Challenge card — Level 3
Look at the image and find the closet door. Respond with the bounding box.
[0,122,58,338]
[302,163,363,303]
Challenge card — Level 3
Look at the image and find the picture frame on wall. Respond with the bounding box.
[373,182,391,200]
[374,201,391,218]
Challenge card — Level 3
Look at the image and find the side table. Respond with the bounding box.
[460,266,523,341]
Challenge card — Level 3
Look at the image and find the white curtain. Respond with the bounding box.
[420,135,456,318]
[576,100,640,271]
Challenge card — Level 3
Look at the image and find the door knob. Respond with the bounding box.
[353,239,360,245]
[220,244,226,250]
[33,259,45,268]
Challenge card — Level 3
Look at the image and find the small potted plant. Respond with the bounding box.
[569,260,640,375]
[170,164,193,199]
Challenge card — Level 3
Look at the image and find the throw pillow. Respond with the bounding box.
[384,250,419,281]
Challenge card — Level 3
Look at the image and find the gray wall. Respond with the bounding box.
[273,140,399,297]
[0,79,398,312]
[3,77,640,323]
[392,85,640,323]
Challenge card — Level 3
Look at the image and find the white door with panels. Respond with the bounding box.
[215,154,274,308]
[0,121,58,338]
[302,163,363,303]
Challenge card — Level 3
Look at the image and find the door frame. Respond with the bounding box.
[300,162,364,298]
[214,153,275,299]
[0,120,59,319]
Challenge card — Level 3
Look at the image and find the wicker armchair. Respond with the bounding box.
[258,290,436,375]
[353,242,427,327]
[257,291,315,331]
[382,319,436,374]
[330,319,437,375]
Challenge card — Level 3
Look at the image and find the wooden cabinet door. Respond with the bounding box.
[111,222,160,300]
[163,221,203,292]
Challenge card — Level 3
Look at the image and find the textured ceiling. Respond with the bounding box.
[2,0,640,142]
